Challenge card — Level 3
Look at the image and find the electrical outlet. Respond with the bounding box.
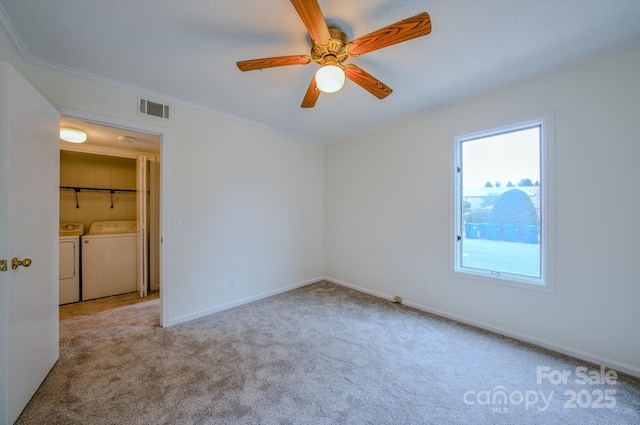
[424,281,431,291]
[229,276,236,287]
[393,295,403,303]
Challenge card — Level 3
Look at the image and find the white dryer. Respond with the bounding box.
[81,220,138,301]
[59,222,84,305]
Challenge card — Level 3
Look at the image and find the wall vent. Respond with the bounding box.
[139,98,170,119]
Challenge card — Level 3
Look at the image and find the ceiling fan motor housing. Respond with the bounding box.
[311,27,349,65]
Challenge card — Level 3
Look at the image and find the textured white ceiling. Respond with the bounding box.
[2,0,640,143]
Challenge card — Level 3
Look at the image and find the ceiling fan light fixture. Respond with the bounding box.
[315,64,345,93]
[60,127,87,143]
[236,4,432,108]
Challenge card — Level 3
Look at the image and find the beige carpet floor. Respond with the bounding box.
[15,281,640,424]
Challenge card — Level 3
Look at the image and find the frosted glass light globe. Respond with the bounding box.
[315,65,345,93]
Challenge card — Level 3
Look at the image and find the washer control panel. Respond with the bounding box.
[88,221,138,234]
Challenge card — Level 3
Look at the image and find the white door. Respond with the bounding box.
[136,156,147,297]
[0,61,60,424]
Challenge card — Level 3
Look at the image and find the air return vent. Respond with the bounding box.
[139,98,170,119]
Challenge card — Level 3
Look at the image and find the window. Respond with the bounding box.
[452,113,555,291]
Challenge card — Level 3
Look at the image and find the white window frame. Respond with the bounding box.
[451,111,556,293]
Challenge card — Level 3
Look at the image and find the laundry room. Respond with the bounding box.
[58,118,161,305]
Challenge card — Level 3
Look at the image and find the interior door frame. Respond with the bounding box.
[136,155,148,298]
[57,107,170,327]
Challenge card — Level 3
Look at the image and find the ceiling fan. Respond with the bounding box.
[236,0,431,108]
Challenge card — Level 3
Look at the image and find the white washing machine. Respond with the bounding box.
[59,222,84,305]
[81,220,138,301]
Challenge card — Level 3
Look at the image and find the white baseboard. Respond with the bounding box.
[167,276,324,327]
[324,276,640,378]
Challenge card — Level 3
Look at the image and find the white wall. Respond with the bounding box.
[325,44,640,375]
[163,106,324,322]
[0,28,325,325]
[0,24,21,72]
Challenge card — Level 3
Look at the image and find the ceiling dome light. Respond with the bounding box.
[117,135,137,144]
[60,127,87,143]
[315,65,345,94]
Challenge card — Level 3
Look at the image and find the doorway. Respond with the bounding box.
[58,111,167,324]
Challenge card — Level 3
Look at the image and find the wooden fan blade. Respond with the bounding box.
[290,0,331,45]
[301,74,320,108]
[237,55,311,72]
[347,12,431,57]
[344,65,392,99]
